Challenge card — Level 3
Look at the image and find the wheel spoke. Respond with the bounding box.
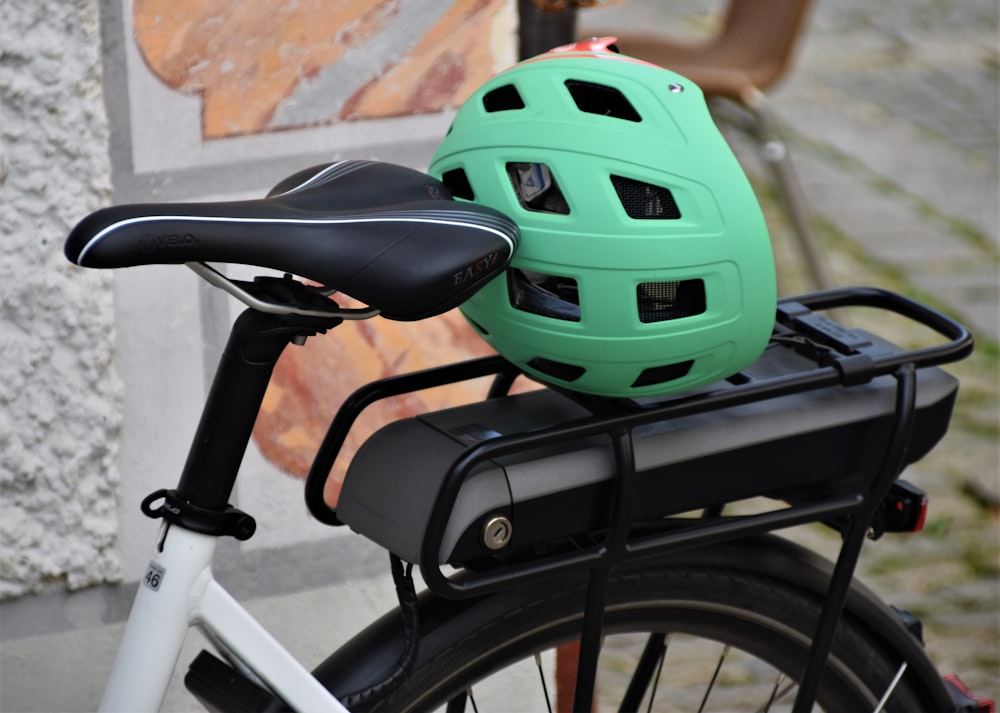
[644,634,669,713]
[536,652,553,713]
[618,632,668,712]
[756,673,798,713]
[872,662,907,713]
[697,644,731,713]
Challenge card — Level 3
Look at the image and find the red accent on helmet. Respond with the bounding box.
[521,36,661,70]
[548,36,620,54]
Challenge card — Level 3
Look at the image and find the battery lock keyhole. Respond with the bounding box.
[482,515,513,550]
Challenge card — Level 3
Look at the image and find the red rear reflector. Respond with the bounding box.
[944,674,995,713]
[913,493,928,532]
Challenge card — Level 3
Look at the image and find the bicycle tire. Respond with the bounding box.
[312,537,954,713]
[370,570,921,711]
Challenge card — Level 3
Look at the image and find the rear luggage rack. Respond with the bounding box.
[305,287,973,598]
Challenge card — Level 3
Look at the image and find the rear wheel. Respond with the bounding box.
[367,564,939,712]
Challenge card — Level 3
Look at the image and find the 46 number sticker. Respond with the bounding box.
[144,562,166,591]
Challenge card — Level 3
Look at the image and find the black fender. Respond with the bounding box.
[303,534,954,711]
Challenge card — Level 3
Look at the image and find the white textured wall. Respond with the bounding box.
[0,0,123,598]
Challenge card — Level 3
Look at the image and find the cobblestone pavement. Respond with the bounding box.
[581,0,999,702]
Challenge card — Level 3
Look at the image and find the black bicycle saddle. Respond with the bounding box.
[64,160,519,321]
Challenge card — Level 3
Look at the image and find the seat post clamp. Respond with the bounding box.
[141,489,257,541]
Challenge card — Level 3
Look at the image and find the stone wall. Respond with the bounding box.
[1,0,122,598]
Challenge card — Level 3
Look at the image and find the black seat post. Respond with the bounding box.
[174,308,337,512]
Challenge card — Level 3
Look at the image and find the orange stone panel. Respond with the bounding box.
[340,1,506,120]
[251,304,538,508]
[133,0,511,138]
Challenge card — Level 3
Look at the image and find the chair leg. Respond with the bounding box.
[741,87,834,291]
[518,0,578,59]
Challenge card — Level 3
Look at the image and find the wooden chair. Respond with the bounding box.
[580,0,833,289]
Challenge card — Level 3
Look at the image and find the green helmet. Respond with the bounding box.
[429,38,776,398]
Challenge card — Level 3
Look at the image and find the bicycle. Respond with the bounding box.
[62,156,994,713]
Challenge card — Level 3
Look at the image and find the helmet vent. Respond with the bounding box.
[631,359,694,388]
[527,357,586,383]
[611,175,681,219]
[637,279,706,323]
[441,168,475,200]
[509,269,580,322]
[565,80,642,122]
[506,163,570,214]
[483,84,526,112]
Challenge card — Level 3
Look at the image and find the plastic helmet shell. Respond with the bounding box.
[429,39,777,398]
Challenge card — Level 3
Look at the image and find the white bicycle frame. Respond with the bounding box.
[99,522,350,713]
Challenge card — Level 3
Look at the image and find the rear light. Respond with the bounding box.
[945,674,996,713]
[869,480,928,539]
